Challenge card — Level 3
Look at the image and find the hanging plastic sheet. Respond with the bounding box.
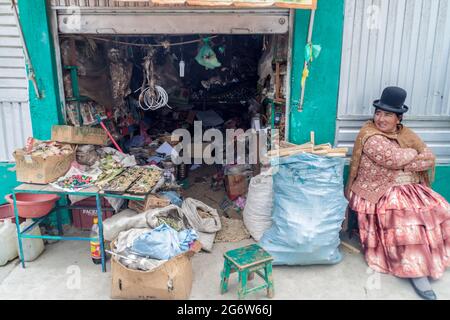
[259,153,348,265]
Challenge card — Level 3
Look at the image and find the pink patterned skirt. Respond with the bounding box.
[349,184,450,279]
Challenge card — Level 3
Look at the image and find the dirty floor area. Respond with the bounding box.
[1,234,450,300]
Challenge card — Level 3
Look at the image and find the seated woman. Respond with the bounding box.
[345,86,450,300]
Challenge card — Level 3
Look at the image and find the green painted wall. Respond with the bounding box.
[17,0,63,140]
[433,166,450,202]
[0,163,19,204]
[15,0,69,225]
[289,1,344,145]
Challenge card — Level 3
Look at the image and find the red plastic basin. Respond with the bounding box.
[5,193,60,218]
[0,203,13,221]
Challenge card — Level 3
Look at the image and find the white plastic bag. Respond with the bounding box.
[145,205,188,231]
[103,209,147,242]
[243,171,273,241]
[181,198,221,252]
[0,219,18,266]
[20,219,45,262]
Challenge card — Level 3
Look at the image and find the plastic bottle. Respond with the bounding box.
[90,217,102,265]
[0,219,18,266]
[19,219,45,262]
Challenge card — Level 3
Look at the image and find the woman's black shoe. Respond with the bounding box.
[410,279,437,300]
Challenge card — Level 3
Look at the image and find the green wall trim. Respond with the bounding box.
[289,0,344,145]
[432,166,450,202]
[18,0,63,140]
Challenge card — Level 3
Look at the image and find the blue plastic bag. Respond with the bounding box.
[259,153,348,265]
[159,191,183,207]
[131,224,198,260]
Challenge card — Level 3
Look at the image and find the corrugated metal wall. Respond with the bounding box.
[336,0,450,163]
[0,0,32,161]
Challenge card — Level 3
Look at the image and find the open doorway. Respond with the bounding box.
[58,32,289,220]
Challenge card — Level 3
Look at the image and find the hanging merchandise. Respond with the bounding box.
[179,60,185,78]
[138,49,171,111]
[108,47,133,120]
[301,42,322,89]
[195,38,221,70]
[179,45,185,78]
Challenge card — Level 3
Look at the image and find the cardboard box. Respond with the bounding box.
[51,125,108,146]
[224,175,248,200]
[111,241,201,300]
[13,148,75,184]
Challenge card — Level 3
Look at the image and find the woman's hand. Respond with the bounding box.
[404,147,435,172]
[363,135,417,169]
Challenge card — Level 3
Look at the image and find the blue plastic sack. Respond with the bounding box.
[159,191,183,207]
[131,224,198,260]
[259,153,348,265]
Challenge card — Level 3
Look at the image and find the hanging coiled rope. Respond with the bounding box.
[138,48,171,111]
[138,85,170,111]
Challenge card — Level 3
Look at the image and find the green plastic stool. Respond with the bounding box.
[220,244,274,299]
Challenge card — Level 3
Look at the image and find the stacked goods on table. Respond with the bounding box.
[94,155,124,189]
[13,138,75,184]
[55,174,94,190]
[102,166,162,195]
[103,167,145,194]
[127,168,163,195]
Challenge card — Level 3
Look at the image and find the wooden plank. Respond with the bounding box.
[341,241,361,254]
[267,142,313,157]
[313,143,332,150]
[268,148,347,158]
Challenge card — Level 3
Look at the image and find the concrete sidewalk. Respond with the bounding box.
[0,238,449,300]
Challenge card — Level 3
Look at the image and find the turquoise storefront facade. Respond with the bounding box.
[1,0,448,203]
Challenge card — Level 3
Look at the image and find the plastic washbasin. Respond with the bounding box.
[0,203,14,221]
[5,193,60,219]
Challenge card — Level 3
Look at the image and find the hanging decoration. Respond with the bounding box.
[195,37,221,70]
[301,42,321,89]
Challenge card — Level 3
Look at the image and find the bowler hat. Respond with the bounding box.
[373,86,409,114]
